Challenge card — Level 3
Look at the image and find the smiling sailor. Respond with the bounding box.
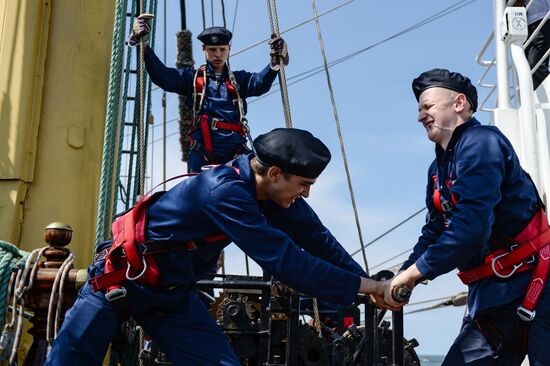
[45,127,394,366]
[381,68,550,366]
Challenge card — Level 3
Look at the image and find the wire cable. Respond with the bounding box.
[221,0,227,28]
[232,0,355,57]
[231,0,239,34]
[249,0,481,105]
[310,0,368,271]
[201,0,206,30]
[351,207,426,257]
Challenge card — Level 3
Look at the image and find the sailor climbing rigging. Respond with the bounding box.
[129,14,288,173]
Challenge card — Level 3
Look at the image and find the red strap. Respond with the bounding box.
[225,78,238,100]
[458,209,550,284]
[90,268,127,292]
[522,244,550,311]
[432,176,443,213]
[199,115,214,154]
[212,120,244,134]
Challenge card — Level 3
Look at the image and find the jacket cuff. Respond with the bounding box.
[415,257,438,280]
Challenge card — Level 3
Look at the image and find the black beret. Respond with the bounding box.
[197,27,232,46]
[253,128,331,179]
[412,68,478,112]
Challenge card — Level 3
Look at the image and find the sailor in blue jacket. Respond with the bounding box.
[130,15,286,173]
[46,128,390,366]
[382,69,550,366]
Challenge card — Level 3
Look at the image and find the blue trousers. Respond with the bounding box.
[442,294,550,366]
[45,262,240,366]
[187,141,249,173]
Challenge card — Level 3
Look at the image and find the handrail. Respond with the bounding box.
[476,3,550,111]
[475,31,496,66]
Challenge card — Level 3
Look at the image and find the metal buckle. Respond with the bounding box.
[517,306,536,322]
[440,200,454,212]
[211,118,219,130]
[491,252,523,279]
[125,256,148,281]
[105,287,127,302]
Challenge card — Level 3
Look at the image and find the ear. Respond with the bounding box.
[454,93,467,113]
[266,166,282,181]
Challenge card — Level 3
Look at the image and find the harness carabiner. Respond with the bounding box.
[491,252,523,279]
[125,256,148,281]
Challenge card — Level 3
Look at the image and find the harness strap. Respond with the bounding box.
[191,64,250,159]
[458,209,550,284]
[519,243,550,319]
[91,168,238,293]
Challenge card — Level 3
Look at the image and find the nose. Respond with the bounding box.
[417,110,427,123]
[301,185,310,198]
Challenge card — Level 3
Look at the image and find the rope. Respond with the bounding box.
[9,247,47,364]
[220,0,227,28]
[312,298,323,338]
[115,0,137,215]
[201,0,206,30]
[138,326,145,366]
[231,0,239,34]
[211,0,214,27]
[310,0,369,273]
[180,0,187,29]
[0,241,29,361]
[0,242,29,325]
[95,0,129,246]
[138,0,146,197]
[266,0,292,127]
[46,251,74,346]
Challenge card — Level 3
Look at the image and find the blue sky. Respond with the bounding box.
[141,0,496,356]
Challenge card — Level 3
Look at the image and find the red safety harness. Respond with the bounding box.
[190,65,246,162]
[431,173,550,322]
[89,169,237,297]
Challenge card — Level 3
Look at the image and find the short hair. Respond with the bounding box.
[448,89,474,115]
[250,157,292,180]
[250,157,269,176]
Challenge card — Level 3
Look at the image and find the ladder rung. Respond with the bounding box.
[126,96,136,101]
[121,150,138,155]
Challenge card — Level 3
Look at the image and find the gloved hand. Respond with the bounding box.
[128,13,155,47]
[268,35,289,69]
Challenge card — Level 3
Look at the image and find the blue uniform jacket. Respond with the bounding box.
[402,118,542,316]
[144,154,367,305]
[144,47,278,156]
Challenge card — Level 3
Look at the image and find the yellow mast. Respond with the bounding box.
[0,0,115,268]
